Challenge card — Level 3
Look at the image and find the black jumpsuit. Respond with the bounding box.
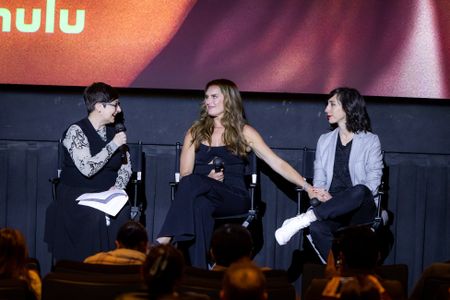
[158,144,250,268]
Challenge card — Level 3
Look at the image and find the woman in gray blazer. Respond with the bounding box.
[275,87,383,259]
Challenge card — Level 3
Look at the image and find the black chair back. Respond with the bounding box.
[53,260,141,274]
[0,279,35,300]
[42,272,144,300]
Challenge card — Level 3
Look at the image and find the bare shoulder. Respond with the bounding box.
[184,127,194,141]
[243,124,260,140]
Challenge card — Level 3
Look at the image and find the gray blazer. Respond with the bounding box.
[313,128,383,195]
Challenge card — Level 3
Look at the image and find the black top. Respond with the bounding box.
[193,144,248,192]
[329,137,353,194]
[60,118,122,191]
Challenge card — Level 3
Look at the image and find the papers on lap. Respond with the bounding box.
[76,189,128,216]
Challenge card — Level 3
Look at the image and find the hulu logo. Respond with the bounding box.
[0,0,85,34]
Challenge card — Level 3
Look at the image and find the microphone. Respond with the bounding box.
[310,198,321,207]
[114,119,128,165]
[213,156,224,173]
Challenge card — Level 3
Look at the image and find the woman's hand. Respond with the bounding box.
[112,132,127,147]
[311,187,332,202]
[208,169,224,182]
[307,187,316,200]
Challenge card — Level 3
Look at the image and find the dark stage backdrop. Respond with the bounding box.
[1,85,449,294]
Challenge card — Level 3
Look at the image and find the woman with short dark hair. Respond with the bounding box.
[276,87,383,260]
[45,82,132,262]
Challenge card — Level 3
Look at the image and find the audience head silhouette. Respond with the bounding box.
[116,220,148,253]
[322,275,382,300]
[210,223,253,268]
[340,276,381,300]
[142,244,184,299]
[333,225,380,273]
[221,258,267,300]
[0,227,41,300]
[0,228,29,279]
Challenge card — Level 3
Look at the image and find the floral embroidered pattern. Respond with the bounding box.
[63,125,131,188]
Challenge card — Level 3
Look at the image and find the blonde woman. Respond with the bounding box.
[157,79,310,268]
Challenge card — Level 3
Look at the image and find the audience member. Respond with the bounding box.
[0,228,42,300]
[209,224,253,271]
[409,261,450,300]
[321,275,382,300]
[220,258,267,300]
[304,225,404,300]
[84,220,148,265]
[141,244,209,300]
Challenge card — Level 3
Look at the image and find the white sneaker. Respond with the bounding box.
[275,210,317,245]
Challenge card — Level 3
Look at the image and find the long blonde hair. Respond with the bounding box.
[190,79,249,157]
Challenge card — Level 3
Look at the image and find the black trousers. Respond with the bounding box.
[309,184,376,259]
[45,183,130,262]
[158,174,250,268]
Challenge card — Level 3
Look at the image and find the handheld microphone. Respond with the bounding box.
[310,198,321,207]
[114,118,128,165]
[213,156,224,173]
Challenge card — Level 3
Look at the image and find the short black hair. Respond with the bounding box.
[333,225,379,271]
[211,224,253,267]
[142,244,185,297]
[116,221,148,250]
[222,258,266,300]
[83,82,119,113]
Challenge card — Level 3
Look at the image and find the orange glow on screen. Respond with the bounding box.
[0,0,196,86]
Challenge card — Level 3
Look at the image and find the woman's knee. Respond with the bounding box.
[178,174,211,192]
[349,184,373,204]
[179,173,202,185]
[352,184,371,196]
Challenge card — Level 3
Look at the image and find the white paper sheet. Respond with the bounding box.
[76,189,128,217]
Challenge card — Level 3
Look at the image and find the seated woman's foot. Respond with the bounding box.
[275,210,317,245]
[156,236,172,245]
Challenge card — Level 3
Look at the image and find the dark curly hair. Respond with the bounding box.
[211,224,253,267]
[142,244,184,299]
[329,87,372,133]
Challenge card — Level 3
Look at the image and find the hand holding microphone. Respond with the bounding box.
[213,156,224,173]
[113,131,127,147]
[114,116,128,164]
[209,156,224,181]
[309,187,332,207]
